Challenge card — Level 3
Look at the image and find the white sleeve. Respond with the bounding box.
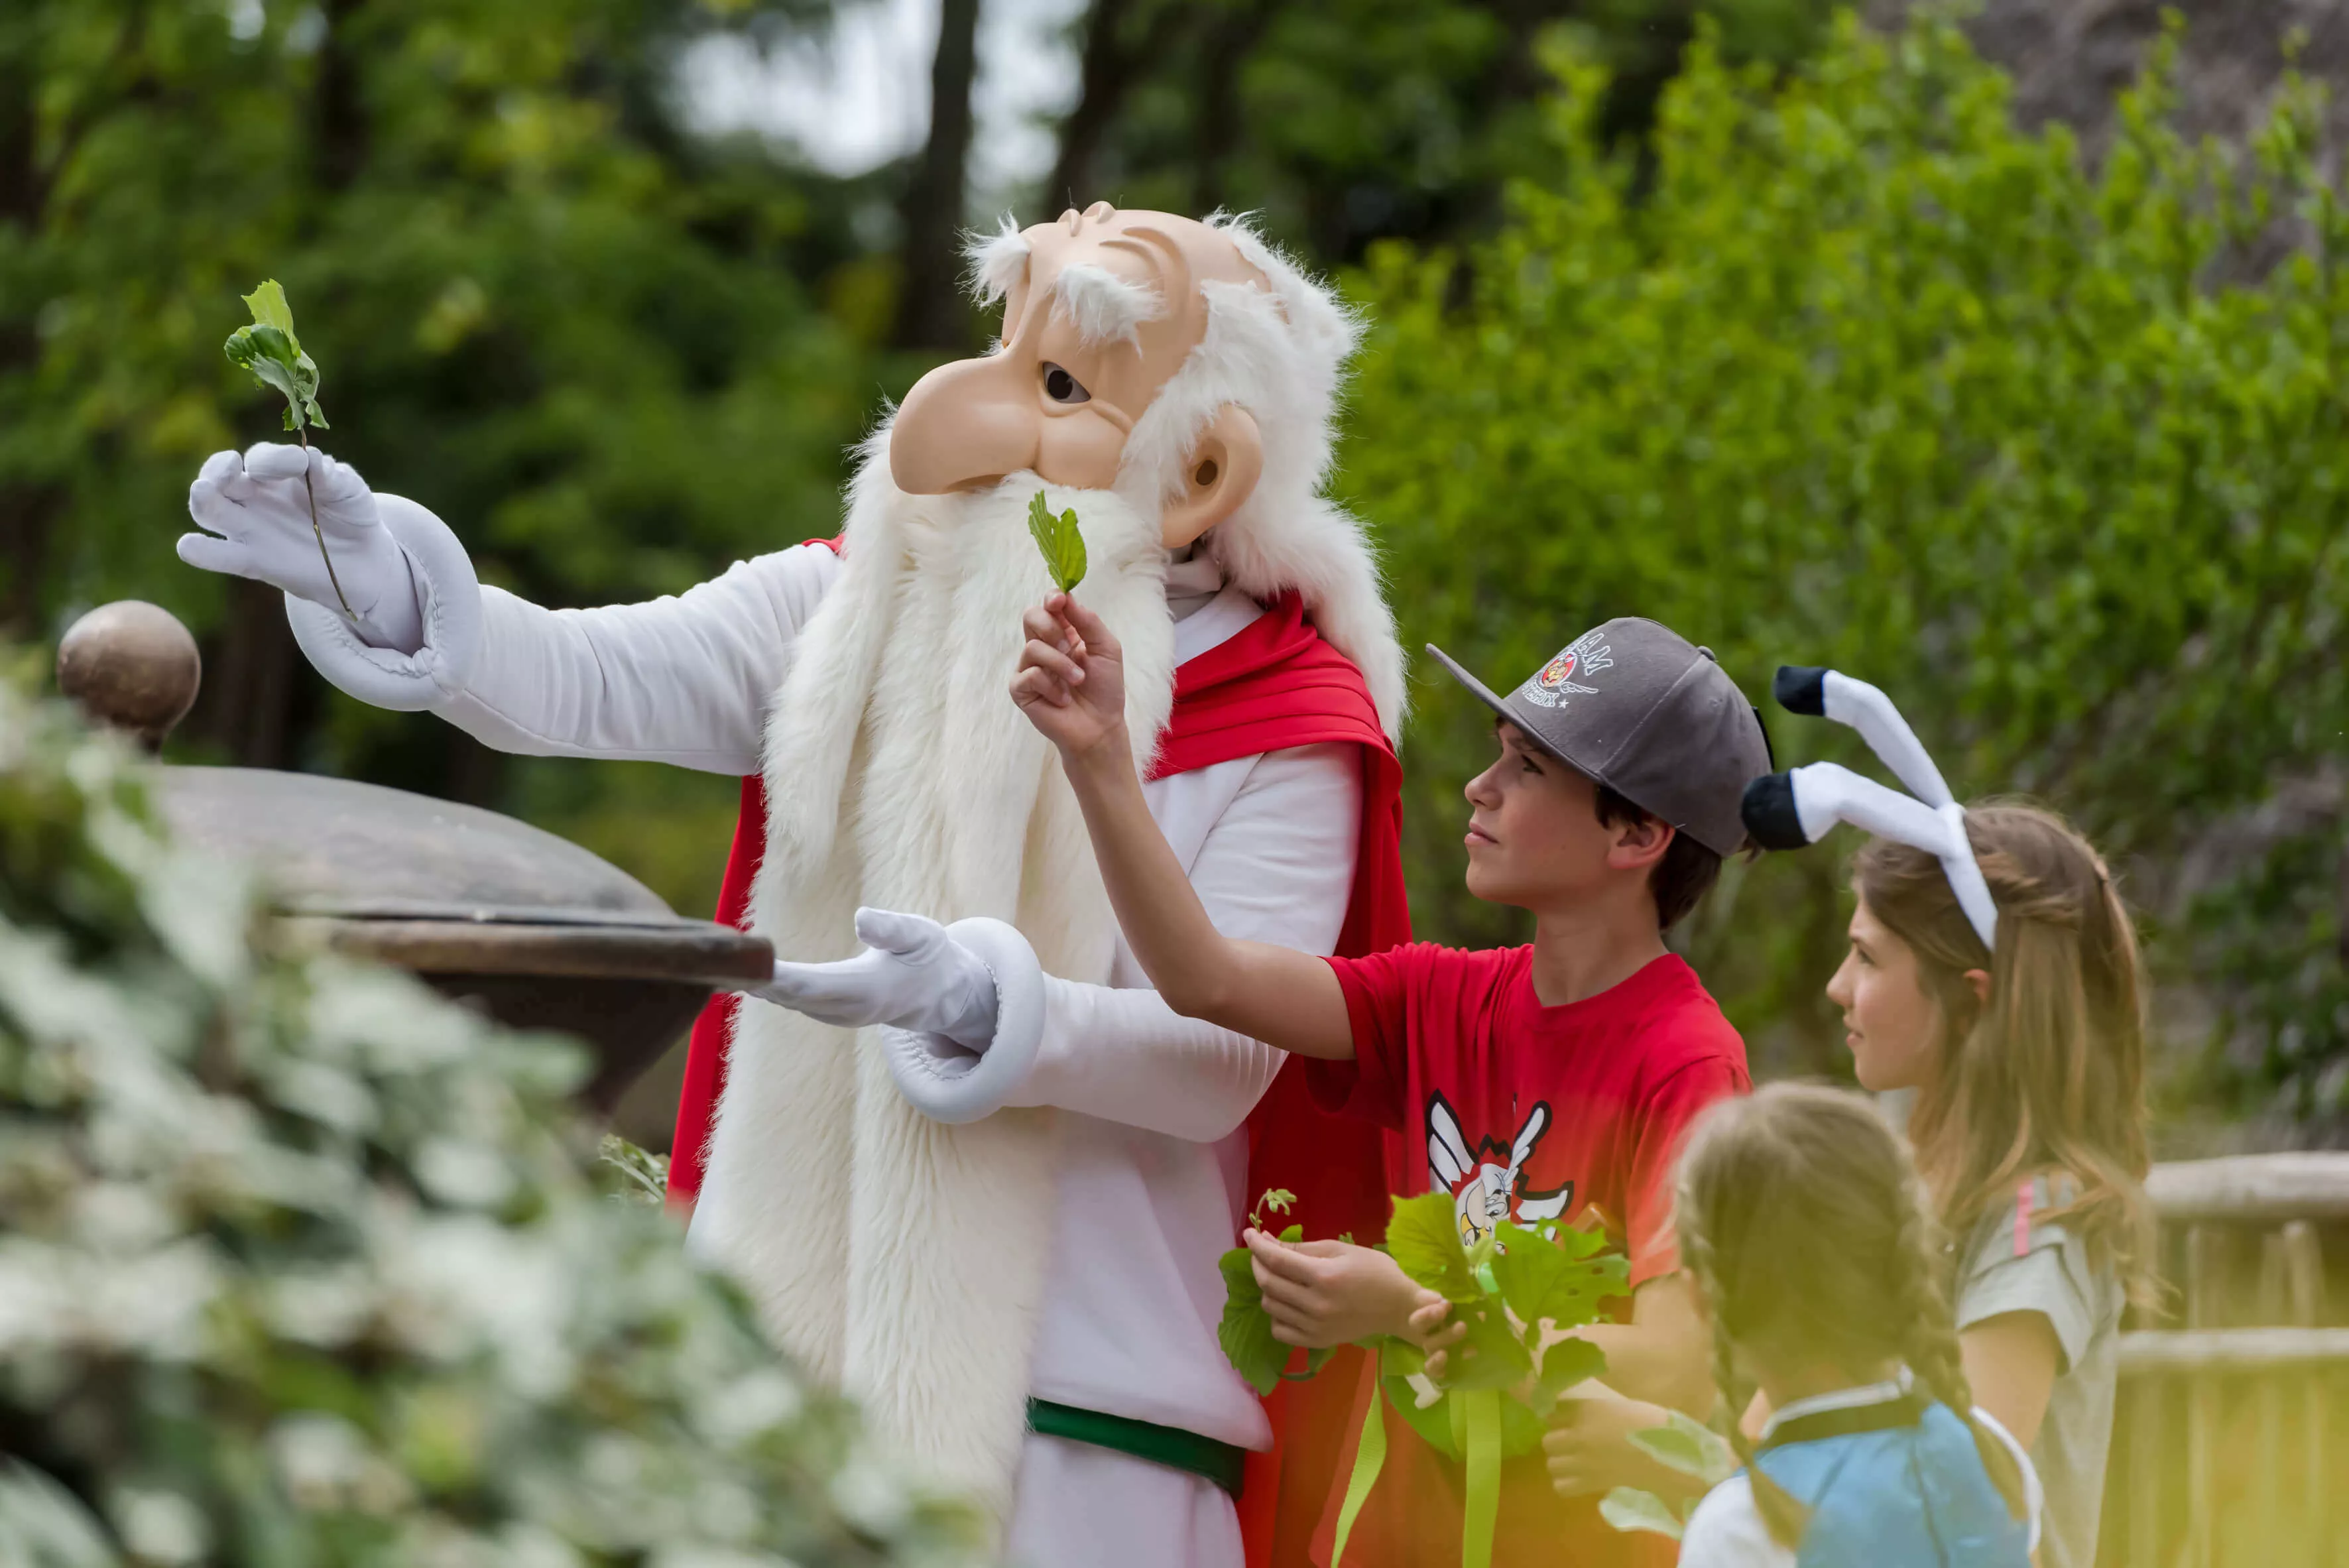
[1678,1477,1795,1568]
[434,543,838,772]
[1000,743,1362,1139]
[292,504,840,774]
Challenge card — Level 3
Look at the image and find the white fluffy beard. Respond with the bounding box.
[686,444,1175,1531]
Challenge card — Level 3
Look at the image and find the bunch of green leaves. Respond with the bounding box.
[1341,13,2349,1110]
[1376,1191,1628,1459]
[1026,491,1089,595]
[0,670,987,1565]
[1215,1187,1628,1445]
[1598,1411,1739,1541]
[222,281,327,434]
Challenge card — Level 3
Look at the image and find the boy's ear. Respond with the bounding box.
[1607,814,1676,873]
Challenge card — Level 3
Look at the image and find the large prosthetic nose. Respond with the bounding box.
[889,349,1042,495]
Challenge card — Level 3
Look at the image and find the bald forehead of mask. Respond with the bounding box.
[888,205,1270,497]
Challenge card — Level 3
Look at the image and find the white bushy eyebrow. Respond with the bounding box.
[1050,263,1166,347]
[964,214,1031,305]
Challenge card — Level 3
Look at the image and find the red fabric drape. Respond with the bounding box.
[662,586,1410,1568]
[666,772,768,1204]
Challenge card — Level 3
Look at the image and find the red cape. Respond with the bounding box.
[666,585,1408,1568]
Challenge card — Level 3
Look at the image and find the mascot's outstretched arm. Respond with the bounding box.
[754,739,1360,1140]
[180,441,835,775]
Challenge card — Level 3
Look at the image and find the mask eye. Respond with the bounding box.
[1042,363,1091,404]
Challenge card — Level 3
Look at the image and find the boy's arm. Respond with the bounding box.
[1536,1274,1717,1499]
[1013,595,1356,1061]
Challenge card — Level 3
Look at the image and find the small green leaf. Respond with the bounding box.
[597,1133,669,1207]
[1282,1345,1336,1382]
[1026,490,1088,593]
[1384,1192,1480,1302]
[243,278,299,346]
[1626,1412,1738,1486]
[1528,1335,1608,1416]
[1217,1246,1287,1396]
[1599,1486,1687,1540]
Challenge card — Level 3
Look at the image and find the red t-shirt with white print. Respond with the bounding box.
[1305,944,1750,1568]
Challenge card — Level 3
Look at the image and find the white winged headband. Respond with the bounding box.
[1740,666,1999,952]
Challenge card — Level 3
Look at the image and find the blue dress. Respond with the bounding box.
[1752,1392,2033,1568]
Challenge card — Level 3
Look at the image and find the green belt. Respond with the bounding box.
[1026,1398,1248,1498]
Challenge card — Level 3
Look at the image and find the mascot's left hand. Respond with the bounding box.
[751,906,1000,1049]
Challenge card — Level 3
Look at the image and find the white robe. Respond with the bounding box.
[292,538,1362,1566]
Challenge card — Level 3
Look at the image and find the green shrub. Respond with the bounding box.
[1340,11,2349,1114]
[0,679,986,1565]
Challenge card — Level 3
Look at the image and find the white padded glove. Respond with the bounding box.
[754,907,1001,1049]
[180,443,425,654]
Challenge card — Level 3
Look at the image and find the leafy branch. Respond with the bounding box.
[223,280,354,619]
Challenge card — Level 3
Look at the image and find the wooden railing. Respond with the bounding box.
[2100,1154,2349,1567]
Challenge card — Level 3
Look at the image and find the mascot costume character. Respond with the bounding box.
[178,206,1410,1567]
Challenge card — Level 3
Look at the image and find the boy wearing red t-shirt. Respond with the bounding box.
[1013,603,1772,1567]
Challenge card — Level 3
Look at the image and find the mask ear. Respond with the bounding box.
[1160,404,1263,550]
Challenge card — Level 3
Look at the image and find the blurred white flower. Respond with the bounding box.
[109,1486,206,1565]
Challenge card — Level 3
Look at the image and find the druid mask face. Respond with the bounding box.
[885,203,1275,552]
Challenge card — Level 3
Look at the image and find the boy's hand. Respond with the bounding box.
[1543,1388,1702,1500]
[1244,1231,1446,1349]
[1011,593,1128,760]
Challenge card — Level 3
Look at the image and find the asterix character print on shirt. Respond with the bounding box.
[1425,1092,1575,1246]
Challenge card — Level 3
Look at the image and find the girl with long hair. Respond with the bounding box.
[1673,1082,2039,1566]
[1826,801,2155,1568]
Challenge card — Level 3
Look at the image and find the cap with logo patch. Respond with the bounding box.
[1427,618,1772,856]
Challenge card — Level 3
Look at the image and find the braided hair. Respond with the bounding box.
[1675,1083,2031,1551]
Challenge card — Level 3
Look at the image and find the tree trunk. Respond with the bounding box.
[312,0,371,194]
[1189,0,1279,215]
[893,0,984,351]
[0,38,54,637]
[1046,0,1190,215]
[196,577,302,769]
[1046,0,1137,211]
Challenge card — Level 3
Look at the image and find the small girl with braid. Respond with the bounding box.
[1673,1083,2041,1567]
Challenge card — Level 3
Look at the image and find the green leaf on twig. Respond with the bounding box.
[1600,1486,1687,1541]
[1026,490,1087,593]
[224,279,328,431]
[1628,1410,1738,1485]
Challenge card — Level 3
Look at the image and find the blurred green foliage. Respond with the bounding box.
[1339,14,2349,1109]
[0,0,882,914]
[0,675,988,1563]
[7,0,2344,1132]
[1047,0,1842,265]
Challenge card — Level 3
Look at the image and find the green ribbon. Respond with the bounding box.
[1331,1372,1503,1568]
[1461,1388,1502,1568]
[1327,1376,1388,1566]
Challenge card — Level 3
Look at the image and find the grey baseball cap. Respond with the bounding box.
[1427,619,1772,856]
